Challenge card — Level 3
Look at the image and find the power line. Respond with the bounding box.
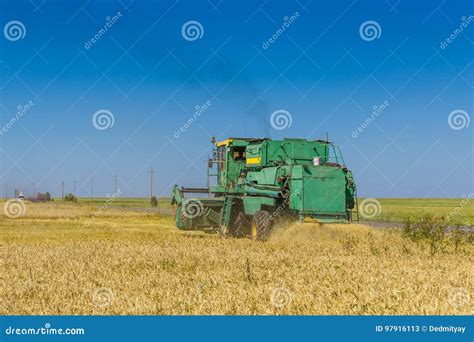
[148,167,155,199]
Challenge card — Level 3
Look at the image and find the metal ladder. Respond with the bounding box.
[219,196,234,233]
[352,187,359,223]
[332,144,346,166]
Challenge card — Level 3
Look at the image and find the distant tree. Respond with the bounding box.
[150,196,158,207]
[45,192,51,201]
[64,193,77,202]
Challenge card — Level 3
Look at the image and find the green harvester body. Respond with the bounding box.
[170,137,357,239]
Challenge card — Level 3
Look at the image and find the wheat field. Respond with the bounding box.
[1,200,472,315]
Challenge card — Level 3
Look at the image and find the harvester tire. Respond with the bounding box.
[251,210,272,241]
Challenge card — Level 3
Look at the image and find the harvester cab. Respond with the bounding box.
[170,137,357,240]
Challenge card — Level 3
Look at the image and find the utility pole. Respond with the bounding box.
[113,173,118,194]
[73,180,77,196]
[61,181,64,200]
[148,167,155,199]
[5,184,7,199]
[32,182,35,199]
[207,155,210,197]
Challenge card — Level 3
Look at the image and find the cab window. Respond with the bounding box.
[232,147,246,162]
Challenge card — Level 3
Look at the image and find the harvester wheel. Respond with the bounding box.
[251,210,272,241]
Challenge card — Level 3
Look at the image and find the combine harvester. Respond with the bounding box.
[170,137,358,240]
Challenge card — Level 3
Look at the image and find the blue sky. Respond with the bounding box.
[0,0,472,198]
